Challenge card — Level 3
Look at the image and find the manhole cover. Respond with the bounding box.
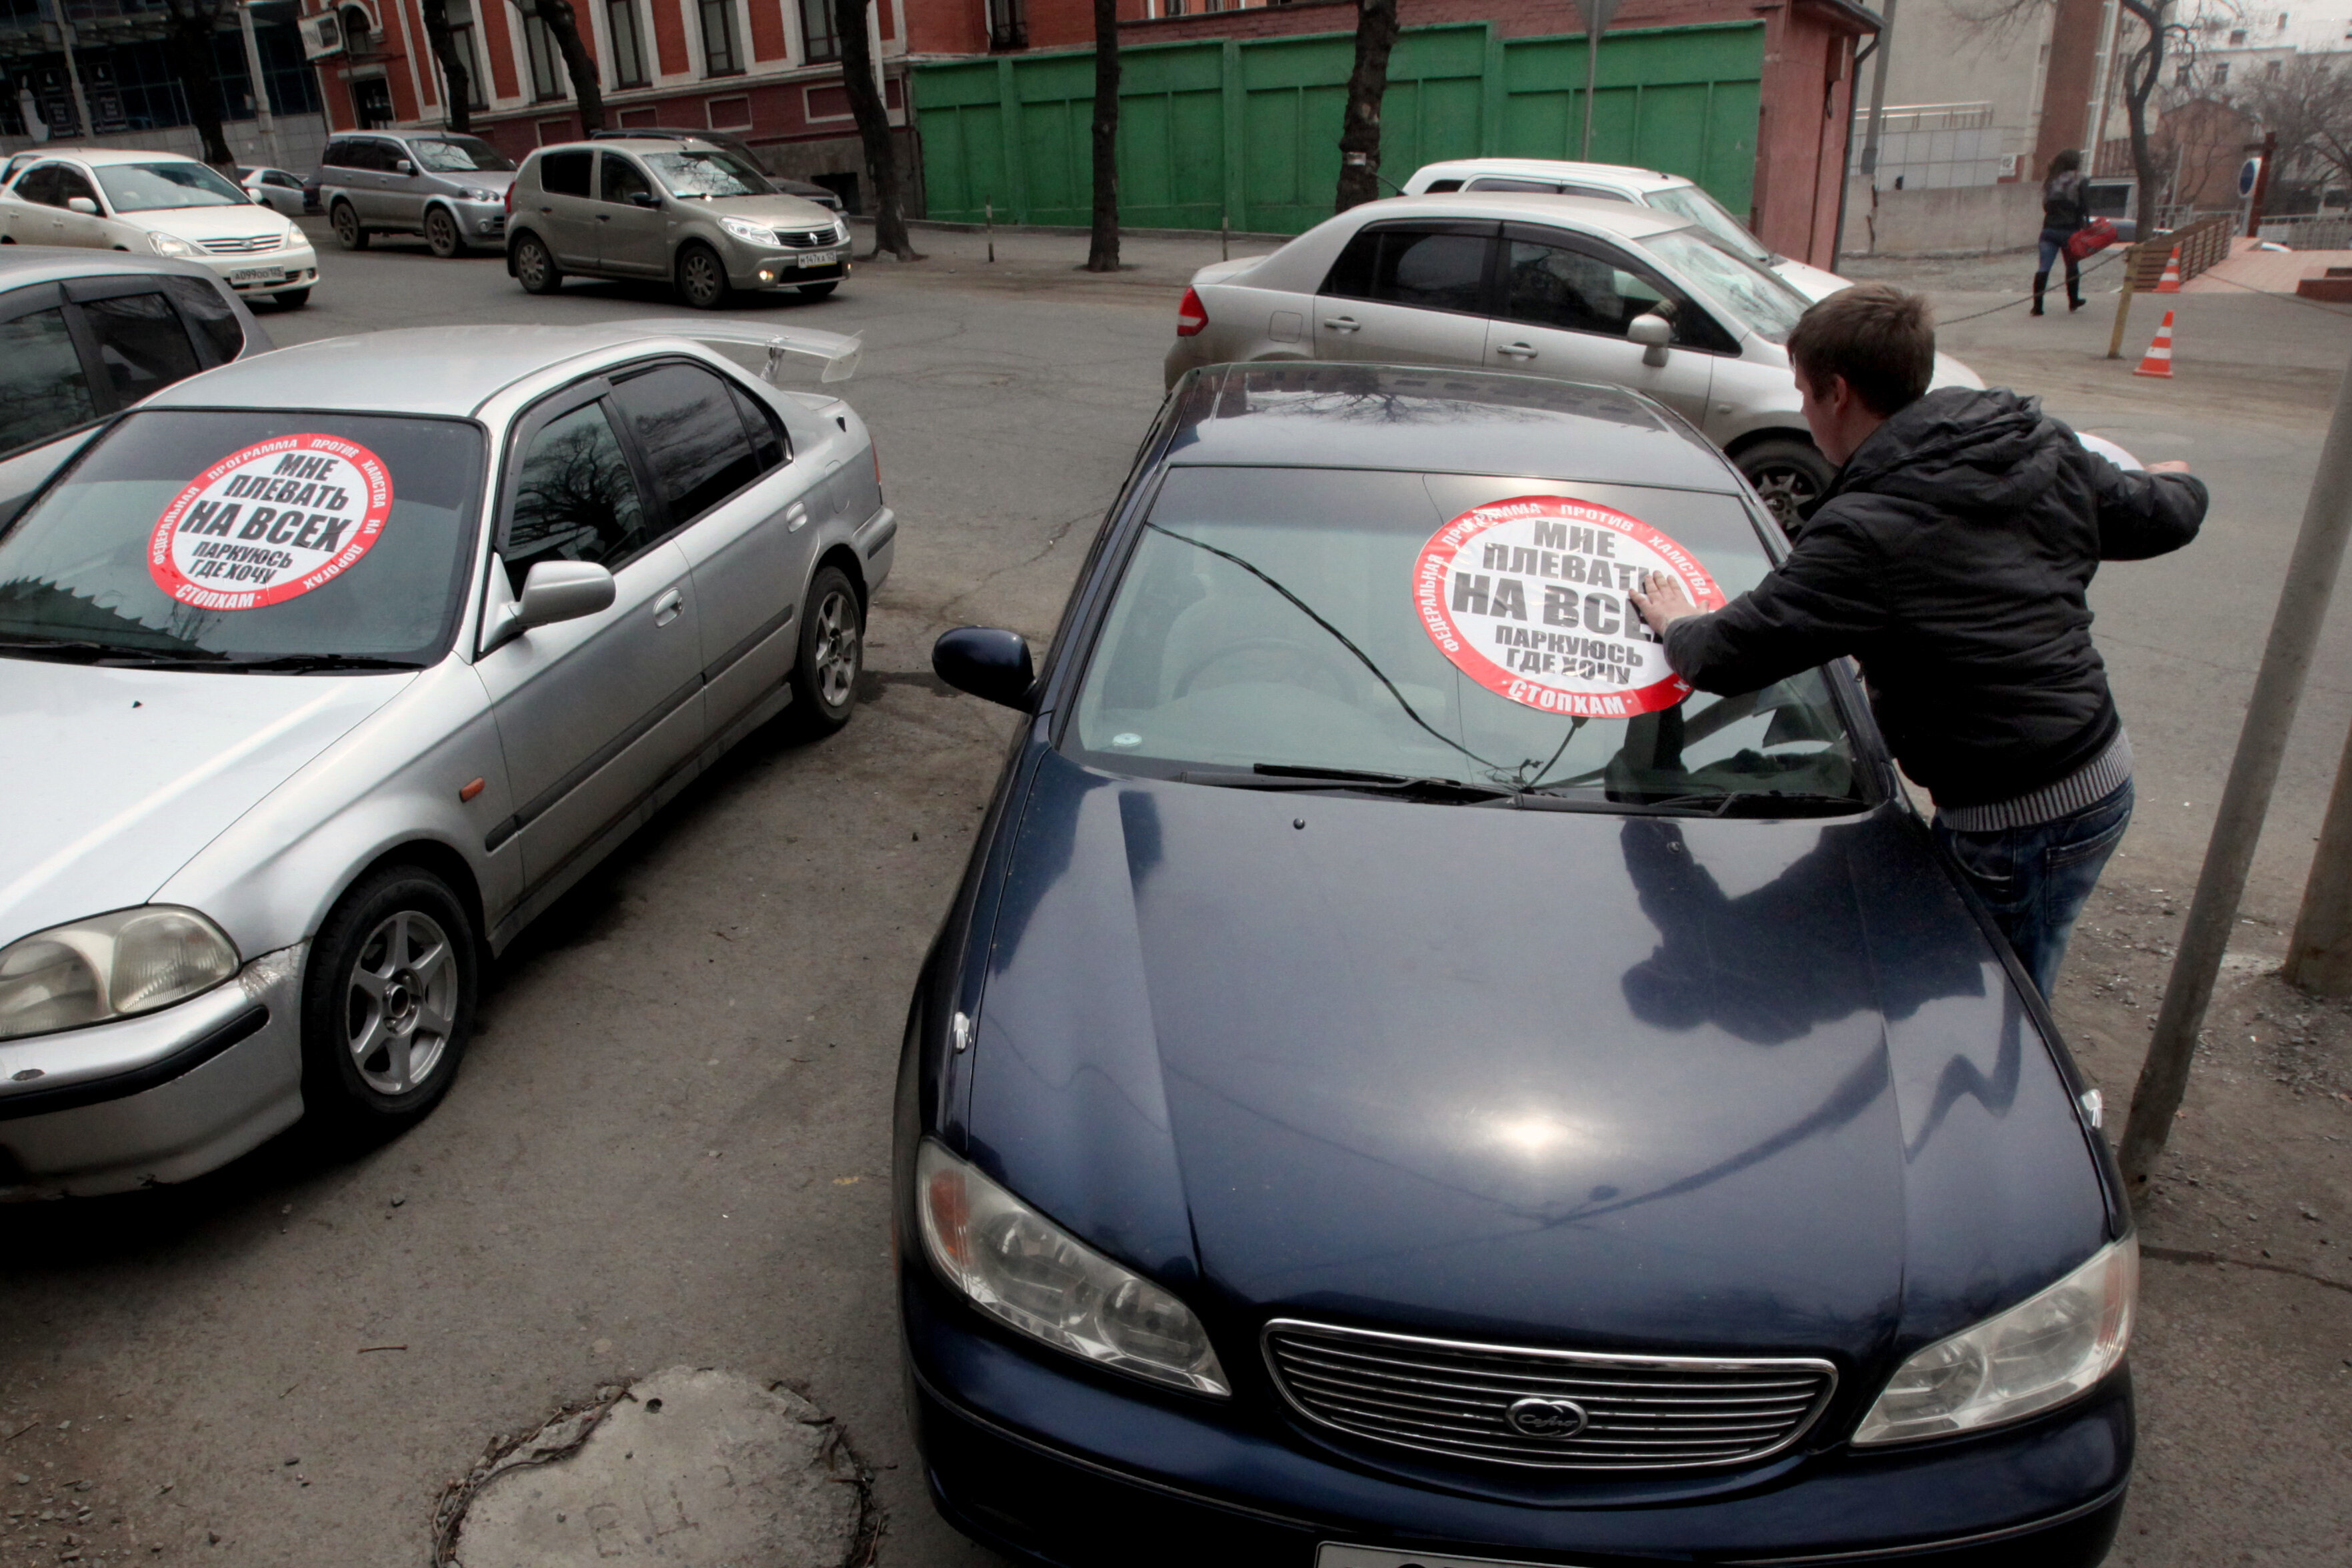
[437,1367,871,1566]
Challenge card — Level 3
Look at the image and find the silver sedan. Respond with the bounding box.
[0,321,892,1195]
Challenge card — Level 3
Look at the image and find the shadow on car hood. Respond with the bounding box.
[966,750,2109,1362]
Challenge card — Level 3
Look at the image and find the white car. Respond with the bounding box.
[1165,193,1983,523]
[239,165,311,219]
[0,321,889,1196]
[1403,157,1851,303]
[1,149,319,309]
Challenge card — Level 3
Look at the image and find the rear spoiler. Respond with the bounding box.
[601,319,863,384]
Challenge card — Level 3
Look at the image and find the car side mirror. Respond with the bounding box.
[1629,313,1673,368]
[67,197,98,215]
[517,559,616,628]
[933,626,1035,711]
[629,190,660,208]
[395,159,414,175]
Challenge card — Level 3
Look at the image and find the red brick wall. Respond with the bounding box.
[2035,0,2104,181]
[751,0,792,61]
[1751,0,1863,263]
[651,0,694,73]
[478,0,523,100]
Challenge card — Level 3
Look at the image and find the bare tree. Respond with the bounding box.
[2231,54,2352,191]
[831,0,917,259]
[531,0,605,133]
[1086,0,1121,272]
[421,0,475,133]
[1335,0,1400,211]
[158,0,235,167]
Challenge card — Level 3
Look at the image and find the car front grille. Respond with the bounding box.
[200,234,283,255]
[775,226,838,249]
[1263,1319,1837,1471]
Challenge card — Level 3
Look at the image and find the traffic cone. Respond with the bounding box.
[2155,245,2183,293]
[2133,309,2177,378]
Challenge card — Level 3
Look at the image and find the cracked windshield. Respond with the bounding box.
[1072,465,1861,809]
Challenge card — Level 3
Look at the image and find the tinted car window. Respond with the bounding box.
[322,139,357,168]
[80,293,201,402]
[503,399,653,589]
[1507,228,1738,353]
[264,170,303,189]
[14,165,60,205]
[1322,225,1493,314]
[161,275,246,362]
[599,153,654,205]
[0,308,98,456]
[726,384,786,473]
[610,363,761,525]
[537,149,593,197]
[1465,177,1564,193]
[0,409,485,665]
[53,167,101,208]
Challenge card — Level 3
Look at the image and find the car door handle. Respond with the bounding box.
[653,587,683,627]
[1496,342,1539,360]
[784,501,809,533]
[1323,315,1361,333]
[595,212,610,221]
[537,205,553,214]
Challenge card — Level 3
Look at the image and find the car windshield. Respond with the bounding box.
[1648,183,1775,267]
[644,149,772,197]
[93,161,251,213]
[1639,228,1809,344]
[1070,466,1863,812]
[410,136,515,173]
[0,410,484,669]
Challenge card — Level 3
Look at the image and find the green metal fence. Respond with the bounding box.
[912,21,1764,237]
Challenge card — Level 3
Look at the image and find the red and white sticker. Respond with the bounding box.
[1413,495,1725,719]
[147,434,393,611]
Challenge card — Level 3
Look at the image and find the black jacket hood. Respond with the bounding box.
[1837,388,2068,518]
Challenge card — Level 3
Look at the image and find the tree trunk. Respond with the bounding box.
[163,3,235,168]
[832,0,917,259]
[421,0,473,133]
[537,0,605,134]
[1086,0,1121,272]
[1335,0,1401,211]
[2119,3,2167,237]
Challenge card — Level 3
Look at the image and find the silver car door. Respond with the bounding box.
[381,139,427,227]
[475,383,706,894]
[1312,220,1497,367]
[609,359,811,741]
[528,149,601,269]
[593,152,669,277]
[1484,226,1715,429]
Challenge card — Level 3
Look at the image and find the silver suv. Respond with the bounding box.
[506,138,850,310]
[318,131,517,257]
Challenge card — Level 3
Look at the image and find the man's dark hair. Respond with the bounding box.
[1786,283,1936,417]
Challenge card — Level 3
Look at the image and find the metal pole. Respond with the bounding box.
[2285,716,2352,995]
[985,200,994,264]
[237,1,282,169]
[56,16,93,143]
[1830,33,1873,272]
[1575,0,1620,162]
[2117,345,2352,1189]
[2106,243,2139,358]
[1858,0,1897,183]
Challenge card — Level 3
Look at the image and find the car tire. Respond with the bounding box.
[795,281,838,301]
[330,201,369,251]
[1735,438,1836,533]
[425,205,467,258]
[675,243,731,310]
[272,288,311,309]
[512,232,562,295]
[788,564,863,735]
[300,863,479,1136]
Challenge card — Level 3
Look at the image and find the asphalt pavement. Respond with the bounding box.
[0,219,2343,1565]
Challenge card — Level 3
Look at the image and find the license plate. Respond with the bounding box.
[795,251,838,268]
[1318,1547,1593,1568]
[229,266,285,284]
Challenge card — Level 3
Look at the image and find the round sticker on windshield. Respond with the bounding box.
[1413,495,1725,718]
[147,434,393,611]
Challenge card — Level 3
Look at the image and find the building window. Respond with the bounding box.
[2175,61,2193,86]
[987,0,1026,50]
[2267,59,2282,77]
[799,0,838,62]
[443,0,488,111]
[607,0,648,87]
[699,0,741,75]
[2228,27,2247,43]
[524,11,564,101]
[2215,61,2229,84]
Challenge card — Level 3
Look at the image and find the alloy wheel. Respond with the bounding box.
[1749,466,1819,530]
[426,207,460,257]
[515,238,550,289]
[341,909,457,1097]
[811,586,860,709]
[331,203,363,249]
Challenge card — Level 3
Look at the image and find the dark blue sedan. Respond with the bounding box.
[895,364,2137,1568]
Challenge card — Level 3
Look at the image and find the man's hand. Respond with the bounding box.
[1630,571,1701,638]
[2148,459,2191,473]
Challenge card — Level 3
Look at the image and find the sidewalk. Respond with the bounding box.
[2181,235,2352,295]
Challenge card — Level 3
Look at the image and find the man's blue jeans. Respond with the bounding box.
[1933,780,2134,999]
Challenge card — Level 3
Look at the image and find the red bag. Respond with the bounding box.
[2065,217,2118,262]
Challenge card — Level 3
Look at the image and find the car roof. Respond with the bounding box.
[1161,363,1740,492]
[1415,157,1691,193]
[0,245,239,290]
[1340,191,1690,240]
[535,137,709,155]
[15,147,204,169]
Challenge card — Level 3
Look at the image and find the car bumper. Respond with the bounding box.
[903,1267,2133,1568]
[444,197,507,241]
[0,946,307,1197]
[735,249,851,290]
[199,242,319,296]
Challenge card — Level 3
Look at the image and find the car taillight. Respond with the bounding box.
[871,441,882,491]
[1176,287,1207,337]
[503,183,514,215]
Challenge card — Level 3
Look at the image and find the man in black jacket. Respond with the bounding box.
[1630,283,2206,998]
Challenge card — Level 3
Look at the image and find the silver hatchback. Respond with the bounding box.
[318,130,516,258]
[507,139,851,310]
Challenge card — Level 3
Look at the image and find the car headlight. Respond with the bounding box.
[0,907,240,1042]
[833,219,851,244]
[460,187,494,202]
[146,231,200,259]
[915,1139,1230,1395]
[1853,1235,2137,1446]
[719,216,776,245]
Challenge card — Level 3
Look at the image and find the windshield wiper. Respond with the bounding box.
[0,635,217,665]
[1179,763,1515,804]
[1611,789,1865,818]
[193,653,426,675]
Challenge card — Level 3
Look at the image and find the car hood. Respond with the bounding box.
[965,751,2111,1363]
[131,203,301,243]
[0,661,412,945]
[697,192,840,229]
[1930,350,1987,391]
[435,169,515,193]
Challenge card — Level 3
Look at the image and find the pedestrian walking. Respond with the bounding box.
[2035,149,2091,316]
[1629,284,2207,999]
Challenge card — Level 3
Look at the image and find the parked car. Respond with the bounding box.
[589,127,848,212]
[898,361,2136,1568]
[0,319,889,1197]
[239,165,309,218]
[0,248,273,527]
[1165,193,1984,523]
[0,149,319,309]
[317,129,516,257]
[506,138,850,309]
[1403,157,1852,302]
